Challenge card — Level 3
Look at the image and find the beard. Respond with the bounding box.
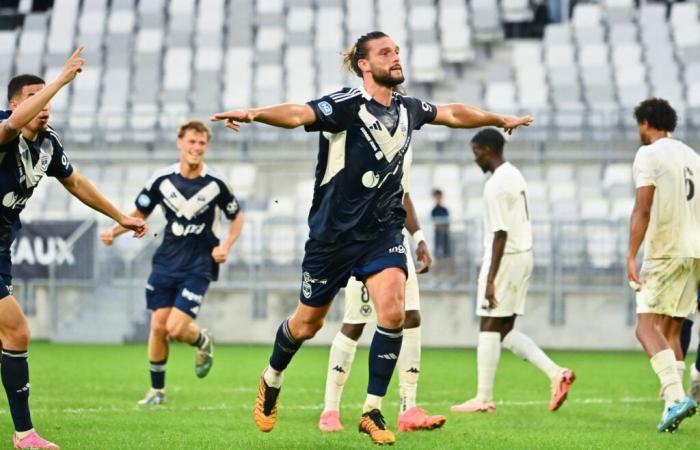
[371,66,405,88]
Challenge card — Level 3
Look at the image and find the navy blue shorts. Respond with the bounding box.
[0,273,12,299]
[299,229,408,307]
[145,272,210,319]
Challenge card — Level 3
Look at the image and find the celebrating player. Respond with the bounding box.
[319,145,446,433]
[212,31,532,445]
[451,129,574,414]
[0,48,147,449]
[100,120,244,405]
[627,98,700,432]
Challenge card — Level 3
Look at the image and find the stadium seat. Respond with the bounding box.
[471,0,504,43]
[501,0,534,23]
[572,3,602,28]
[670,2,699,29]
[603,0,635,24]
[438,0,474,62]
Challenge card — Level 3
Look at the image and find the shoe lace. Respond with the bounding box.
[364,409,387,431]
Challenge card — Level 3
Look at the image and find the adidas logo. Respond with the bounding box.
[332,365,346,374]
[377,353,398,360]
[370,121,382,131]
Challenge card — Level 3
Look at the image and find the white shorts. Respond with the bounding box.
[636,258,700,318]
[343,234,419,324]
[476,251,533,317]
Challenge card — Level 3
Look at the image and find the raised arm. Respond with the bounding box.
[432,104,533,135]
[59,171,147,237]
[403,193,431,274]
[0,47,85,144]
[210,104,317,131]
[627,185,655,288]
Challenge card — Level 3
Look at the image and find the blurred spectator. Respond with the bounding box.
[431,189,455,279]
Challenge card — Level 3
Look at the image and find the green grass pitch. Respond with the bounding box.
[0,343,698,449]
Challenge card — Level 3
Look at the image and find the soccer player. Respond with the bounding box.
[99,120,244,405]
[211,31,532,444]
[627,98,700,432]
[0,49,147,449]
[451,129,574,414]
[319,145,446,433]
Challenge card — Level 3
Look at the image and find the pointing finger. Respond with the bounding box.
[70,45,85,59]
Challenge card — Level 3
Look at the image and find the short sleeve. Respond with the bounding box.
[134,176,163,215]
[633,148,656,188]
[45,132,74,179]
[402,96,438,130]
[485,189,510,233]
[217,180,241,220]
[304,88,359,133]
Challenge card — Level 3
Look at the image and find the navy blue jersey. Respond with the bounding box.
[0,110,73,234]
[304,87,437,243]
[135,164,240,281]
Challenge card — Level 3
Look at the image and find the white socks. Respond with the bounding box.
[502,330,562,380]
[263,365,283,389]
[651,349,685,407]
[363,394,383,413]
[476,332,501,402]
[323,332,358,413]
[398,327,421,413]
[14,429,34,440]
[676,360,686,388]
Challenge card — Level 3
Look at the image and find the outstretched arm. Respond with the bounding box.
[432,104,533,134]
[211,211,245,263]
[0,47,85,144]
[627,186,654,289]
[210,104,317,131]
[100,209,149,245]
[58,171,147,237]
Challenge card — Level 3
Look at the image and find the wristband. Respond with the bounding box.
[412,229,426,245]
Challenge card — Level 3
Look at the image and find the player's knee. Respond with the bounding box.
[404,310,421,328]
[378,303,405,329]
[151,321,168,339]
[340,323,364,341]
[4,322,30,348]
[166,321,188,341]
[294,319,323,341]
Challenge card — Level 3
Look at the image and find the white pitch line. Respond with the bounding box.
[0,397,660,415]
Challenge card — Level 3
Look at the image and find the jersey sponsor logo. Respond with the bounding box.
[319,101,333,116]
[388,244,406,254]
[137,194,151,208]
[360,304,373,317]
[181,287,204,304]
[361,171,380,188]
[2,191,29,210]
[171,222,205,237]
[301,271,328,299]
[226,198,239,215]
[159,179,220,220]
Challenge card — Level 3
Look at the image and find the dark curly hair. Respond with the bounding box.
[471,128,505,156]
[634,98,677,132]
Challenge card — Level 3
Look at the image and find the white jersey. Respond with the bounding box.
[633,137,700,259]
[482,162,533,258]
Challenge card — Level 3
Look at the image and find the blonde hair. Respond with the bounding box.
[177,119,212,141]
